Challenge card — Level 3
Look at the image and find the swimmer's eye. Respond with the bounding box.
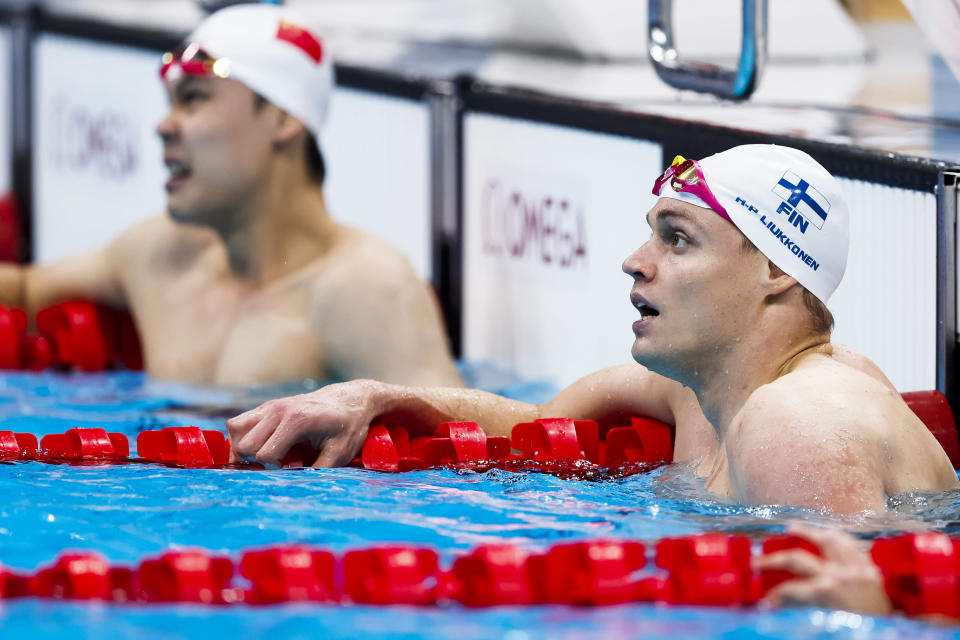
[177,90,207,105]
[669,232,689,248]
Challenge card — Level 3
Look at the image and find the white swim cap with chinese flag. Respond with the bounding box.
[183,4,333,147]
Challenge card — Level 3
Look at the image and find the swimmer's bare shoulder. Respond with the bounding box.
[824,345,957,493]
[305,226,462,386]
[829,343,896,390]
[108,215,218,284]
[17,215,211,314]
[727,353,958,513]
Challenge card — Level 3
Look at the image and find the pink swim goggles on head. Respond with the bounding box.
[652,155,731,222]
[160,43,231,81]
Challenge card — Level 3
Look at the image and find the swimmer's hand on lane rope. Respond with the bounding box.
[756,525,892,615]
[226,379,388,468]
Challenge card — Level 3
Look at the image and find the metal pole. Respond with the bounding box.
[9,4,34,262]
[427,79,462,357]
[937,171,959,408]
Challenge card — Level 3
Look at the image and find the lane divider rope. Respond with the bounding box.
[0,418,674,477]
[0,533,956,617]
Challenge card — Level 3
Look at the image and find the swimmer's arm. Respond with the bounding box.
[378,363,682,439]
[0,247,124,315]
[227,363,684,467]
[227,380,542,466]
[0,263,25,307]
[538,363,683,429]
[727,392,886,514]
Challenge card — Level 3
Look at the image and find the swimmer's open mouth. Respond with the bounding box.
[165,159,192,181]
[631,294,660,319]
[637,304,659,319]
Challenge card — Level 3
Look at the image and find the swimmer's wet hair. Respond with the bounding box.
[253,93,326,185]
[741,235,834,335]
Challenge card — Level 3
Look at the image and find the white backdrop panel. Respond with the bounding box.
[33,34,167,262]
[463,113,661,387]
[0,25,12,194]
[322,88,432,280]
[830,180,937,392]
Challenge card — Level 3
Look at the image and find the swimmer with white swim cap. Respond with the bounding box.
[0,4,461,387]
[230,143,957,513]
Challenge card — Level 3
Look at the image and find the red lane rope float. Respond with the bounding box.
[0,301,142,372]
[2,532,959,617]
[0,431,37,458]
[656,535,755,606]
[871,532,960,617]
[137,427,229,467]
[240,546,336,604]
[41,428,129,461]
[903,391,960,469]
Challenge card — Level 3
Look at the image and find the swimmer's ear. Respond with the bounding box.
[270,109,308,147]
[763,259,798,296]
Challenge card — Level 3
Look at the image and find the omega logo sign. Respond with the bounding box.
[49,96,137,180]
[480,179,587,268]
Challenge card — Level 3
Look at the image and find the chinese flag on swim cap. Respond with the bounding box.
[186,4,334,150]
[276,20,323,64]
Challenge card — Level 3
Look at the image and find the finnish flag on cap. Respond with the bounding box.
[771,171,831,231]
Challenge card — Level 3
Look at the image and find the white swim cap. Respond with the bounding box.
[180,4,334,148]
[655,145,849,303]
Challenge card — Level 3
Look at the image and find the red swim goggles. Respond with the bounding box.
[652,155,731,222]
[160,43,231,81]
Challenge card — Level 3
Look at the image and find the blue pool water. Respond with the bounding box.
[1,369,960,639]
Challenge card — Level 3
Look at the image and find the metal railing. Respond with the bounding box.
[647,0,768,100]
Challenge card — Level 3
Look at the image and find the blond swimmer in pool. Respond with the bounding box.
[227,144,958,514]
[0,5,461,387]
